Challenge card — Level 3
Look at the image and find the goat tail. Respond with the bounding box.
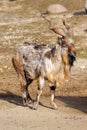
[12,55,19,75]
[12,53,26,82]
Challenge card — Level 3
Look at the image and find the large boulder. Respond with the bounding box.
[47,4,68,14]
[85,0,87,14]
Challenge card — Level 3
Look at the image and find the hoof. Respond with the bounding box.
[23,102,28,107]
[23,98,31,107]
[50,102,58,110]
[52,105,58,110]
[32,106,37,110]
[32,102,38,110]
[27,99,34,104]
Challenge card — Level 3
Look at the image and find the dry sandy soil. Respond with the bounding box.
[0,58,87,130]
[0,0,87,130]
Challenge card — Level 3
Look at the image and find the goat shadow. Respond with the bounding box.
[0,91,52,109]
[0,92,87,113]
[73,10,86,16]
[0,91,23,106]
[56,96,87,114]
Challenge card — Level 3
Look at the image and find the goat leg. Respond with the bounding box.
[32,76,44,110]
[50,86,58,109]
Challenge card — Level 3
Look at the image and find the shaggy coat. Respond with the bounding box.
[12,17,76,109]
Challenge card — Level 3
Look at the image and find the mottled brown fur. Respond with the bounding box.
[12,16,76,109]
[45,47,56,59]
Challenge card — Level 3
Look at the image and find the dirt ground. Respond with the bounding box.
[0,58,87,130]
[0,0,87,130]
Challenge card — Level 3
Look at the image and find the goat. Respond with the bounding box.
[12,16,76,110]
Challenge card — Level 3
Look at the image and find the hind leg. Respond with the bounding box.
[12,56,33,106]
[19,74,28,106]
[26,79,33,104]
[20,76,33,106]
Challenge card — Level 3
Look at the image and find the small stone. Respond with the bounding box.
[0,68,3,73]
[4,66,8,69]
[80,66,85,69]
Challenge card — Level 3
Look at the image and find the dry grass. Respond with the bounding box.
[0,0,87,96]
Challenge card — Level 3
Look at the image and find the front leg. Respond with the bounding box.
[33,76,45,110]
[50,86,58,109]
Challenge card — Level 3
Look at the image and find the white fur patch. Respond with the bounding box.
[44,58,53,73]
[22,91,26,98]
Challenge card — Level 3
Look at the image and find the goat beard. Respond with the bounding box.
[68,52,76,67]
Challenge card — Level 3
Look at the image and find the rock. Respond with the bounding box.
[9,0,16,1]
[0,68,3,73]
[85,0,87,14]
[4,66,8,69]
[47,4,68,14]
[80,65,85,69]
